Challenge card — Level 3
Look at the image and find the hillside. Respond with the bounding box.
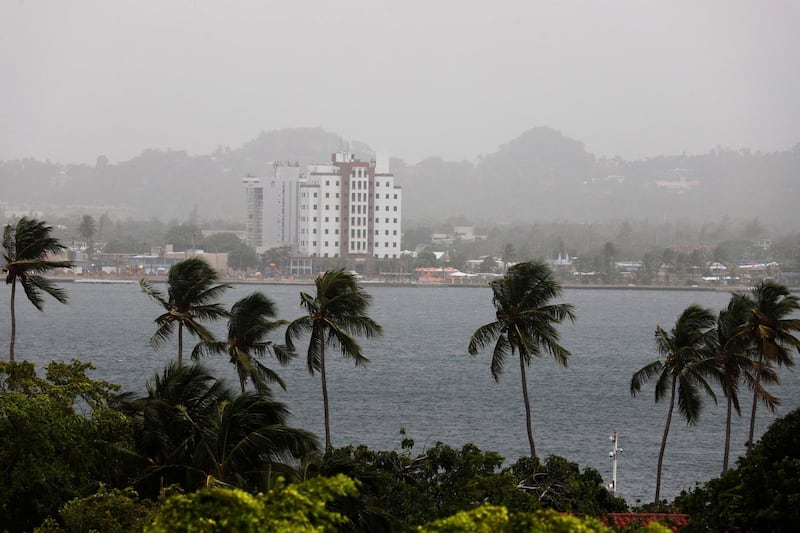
[1,127,798,226]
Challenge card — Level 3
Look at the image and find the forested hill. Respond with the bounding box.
[2,126,798,226]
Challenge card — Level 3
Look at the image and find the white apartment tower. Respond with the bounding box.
[298,151,402,259]
[242,162,302,252]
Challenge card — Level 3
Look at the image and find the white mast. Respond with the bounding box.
[607,431,623,494]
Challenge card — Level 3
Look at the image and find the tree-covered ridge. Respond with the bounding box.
[2,126,798,224]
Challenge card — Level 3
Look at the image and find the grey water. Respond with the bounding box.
[3,282,798,505]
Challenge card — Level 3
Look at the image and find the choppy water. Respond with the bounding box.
[2,282,798,505]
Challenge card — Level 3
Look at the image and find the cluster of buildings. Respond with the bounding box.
[243,151,402,261]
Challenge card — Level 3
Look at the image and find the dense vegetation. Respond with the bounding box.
[1,218,799,531]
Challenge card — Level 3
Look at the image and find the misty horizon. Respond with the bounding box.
[3,1,799,166]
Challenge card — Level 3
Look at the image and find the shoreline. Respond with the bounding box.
[55,276,755,292]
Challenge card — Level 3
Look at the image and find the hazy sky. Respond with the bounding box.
[2,0,799,165]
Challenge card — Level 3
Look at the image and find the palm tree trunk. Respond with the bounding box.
[519,353,536,458]
[9,280,16,362]
[320,341,331,452]
[178,323,184,366]
[722,394,732,475]
[747,369,761,455]
[655,378,677,506]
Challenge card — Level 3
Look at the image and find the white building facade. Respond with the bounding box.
[298,151,402,259]
[242,163,303,253]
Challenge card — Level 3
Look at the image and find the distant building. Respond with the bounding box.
[298,151,402,259]
[242,162,303,253]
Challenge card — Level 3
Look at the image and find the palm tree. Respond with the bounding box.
[630,304,717,505]
[2,217,74,361]
[468,260,576,458]
[193,291,293,393]
[140,257,230,365]
[735,280,800,454]
[127,362,317,494]
[284,269,382,451]
[713,294,754,474]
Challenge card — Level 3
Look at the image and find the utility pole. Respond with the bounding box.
[607,431,623,494]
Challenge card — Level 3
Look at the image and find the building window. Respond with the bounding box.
[393,230,397,235]
[313,192,318,198]
[393,218,398,223]
[324,229,329,234]
[325,241,329,246]
[394,193,398,199]
[335,193,339,198]
[325,180,330,186]
[325,193,330,198]
[393,242,397,247]
[325,217,329,222]
[393,206,397,211]
[325,205,330,210]
[313,229,317,234]
[386,181,390,186]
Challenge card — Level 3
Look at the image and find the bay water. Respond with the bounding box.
[3,282,798,505]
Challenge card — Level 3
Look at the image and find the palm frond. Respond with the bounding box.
[468,321,504,355]
[630,359,664,396]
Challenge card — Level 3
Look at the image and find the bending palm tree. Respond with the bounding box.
[736,280,800,454]
[140,257,230,365]
[630,304,717,505]
[468,260,576,458]
[2,217,74,361]
[193,291,293,392]
[285,269,382,451]
[127,362,317,494]
[713,295,754,475]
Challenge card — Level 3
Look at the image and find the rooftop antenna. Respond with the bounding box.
[607,431,623,494]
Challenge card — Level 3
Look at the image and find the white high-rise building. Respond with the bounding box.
[242,163,303,252]
[298,151,402,259]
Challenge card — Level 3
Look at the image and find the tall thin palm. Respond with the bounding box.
[140,257,231,365]
[468,260,576,458]
[630,304,717,505]
[284,269,382,451]
[735,280,800,454]
[193,292,293,393]
[2,217,74,361]
[714,295,755,474]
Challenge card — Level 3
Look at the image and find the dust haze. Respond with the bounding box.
[3,1,798,164]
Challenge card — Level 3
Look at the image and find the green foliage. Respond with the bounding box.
[147,474,358,533]
[511,455,628,516]
[35,485,157,533]
[419,505,616,533]
[316,440,626,531]
[675,407,800,532]
[0,361,134,533]
[419,504,508,532]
